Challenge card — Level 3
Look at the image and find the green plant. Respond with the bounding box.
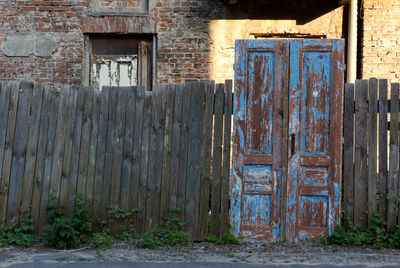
[138,213,190,248]
[319,213,400,249]
[0,211,36,248]
[44,194,93,249]
[0,186,8,194]
[89,230,115,250]
[205,230,242,245]
[105,206,138,241]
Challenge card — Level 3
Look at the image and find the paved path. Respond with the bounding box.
[5,262,400,268]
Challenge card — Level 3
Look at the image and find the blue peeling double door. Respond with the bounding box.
[231,39,344,241]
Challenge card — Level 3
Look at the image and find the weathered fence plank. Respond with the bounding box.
[94,87,109,220]
[220,80,233,236]
[77,87,94,198]
[131,86,145,234]
[59,86,78,210]
[39,89,60,229]
[177,83,192,221]
[378,79,388,220]
[169,84,183,211]
[343,83,354,223]
[49,86,69,202]
[185,82,205,240]
[137,91,152,233]
[354,79,368,228]
[146,85,167,228]
[101,88,117,216]
[368,78,378,226]
[32,86,52,232]
[86,89,101,205]
[20,83,44,213]
[0,82,11,213]
[110,87,128,216]
[160,84,175,218]
[211,83,225,237]
[0,82,19,225]
[6,81,33,223]
[120,87,136,216]
[67,88,86,214]
[388,83,399,231]
[198,80,215,239]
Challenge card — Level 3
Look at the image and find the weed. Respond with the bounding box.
[44,194,93,249]
[138,213,190,248]
[105,206,138,241]
[205,230,242,245]
[319,213,400,248]
[0,211,36,248]
[89,231,115,250]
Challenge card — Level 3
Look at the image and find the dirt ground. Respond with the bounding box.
[1,241,400,267]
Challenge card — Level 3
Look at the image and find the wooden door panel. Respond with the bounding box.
[232,40,287,241]
[246,51,275,155]
[287,39,344,241]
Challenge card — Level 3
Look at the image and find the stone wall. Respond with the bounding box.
[362,0,400,81]
[0,0,345,87]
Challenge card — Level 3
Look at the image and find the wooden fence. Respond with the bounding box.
[0,80,232,240]
[344,78,400,231]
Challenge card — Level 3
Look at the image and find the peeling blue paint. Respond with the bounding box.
[244,194,272,225]
[301,51,331,155]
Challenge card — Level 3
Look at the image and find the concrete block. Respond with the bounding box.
[35,33,59,58]
[3,33,35,57]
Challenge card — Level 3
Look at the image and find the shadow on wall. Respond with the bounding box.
[214,0,342,25]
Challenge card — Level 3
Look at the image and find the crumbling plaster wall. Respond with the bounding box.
[362,0,400,81]
[0,0,344,86]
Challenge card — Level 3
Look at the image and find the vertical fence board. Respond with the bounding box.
[39,89,60,229]
[198,81,215,239]
[86,90,101,206]
[110,87,128,212]
[211,83,225,237]
[169,84,183,210]
[146,85,166,228]
[94,87,109,220]
[59,86,78,210]
[67,88,87,214]
[388,83,399,231]
[137,91,152,233]
[378,79,388,220]
[0,82,19,225]
[110,87,127,233]
[177,83,192,221]
[31,86,52,231]
[7,81,32,223]
[0,82,11,202]
[220,80,233,236]
[343,83,355,223]
[20,83,44,213]
[131,86,145,234]
[160,84,175,218]
[120,87,136,215]
[185,82,205,240]
[49,86,69,202]
[101,87,118,216]
[77,87,93,197]
[354,79,368,228]
[367,78,378,226]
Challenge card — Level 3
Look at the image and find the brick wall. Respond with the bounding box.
[362,0,400,81]
[0,0,345,87]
